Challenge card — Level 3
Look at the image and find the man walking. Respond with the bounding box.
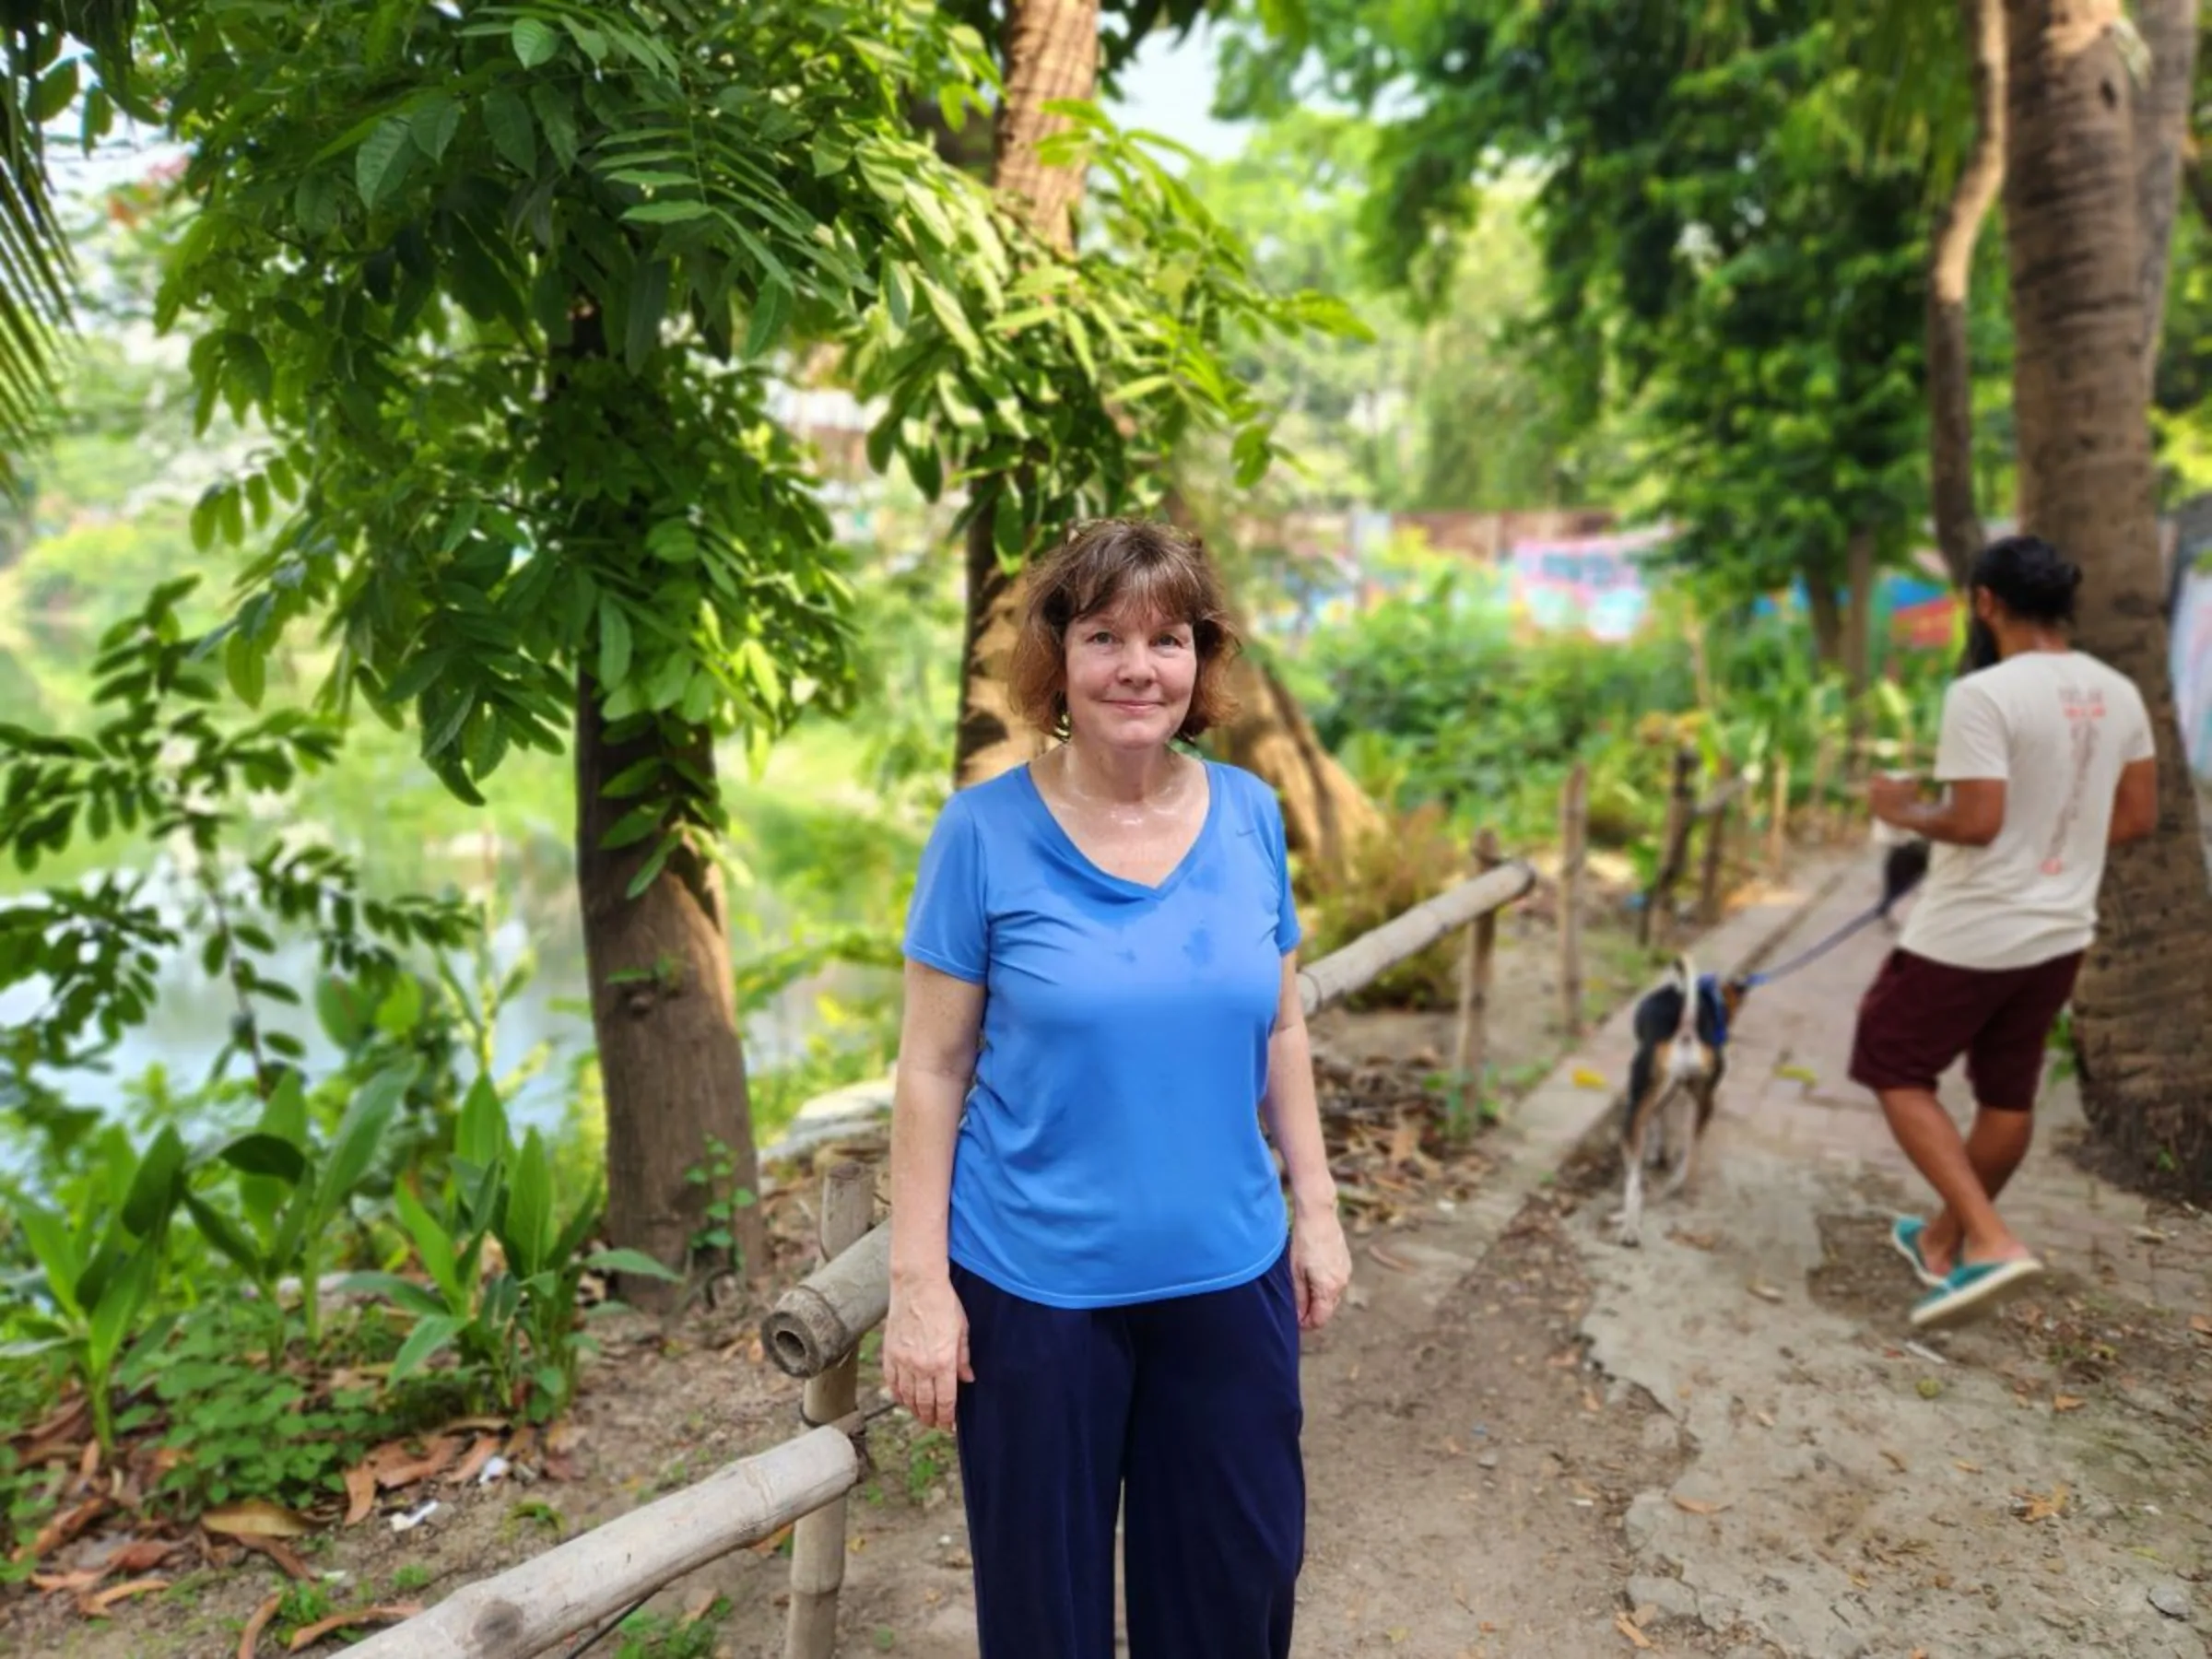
[1851,535,2159,1329]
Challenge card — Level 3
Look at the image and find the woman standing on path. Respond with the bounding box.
[881,518,1352,1659]
[1853,535,2158,1331]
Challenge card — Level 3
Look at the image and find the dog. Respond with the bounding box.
[1610,955,1749,1247]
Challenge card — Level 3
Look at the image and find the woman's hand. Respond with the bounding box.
[1291,1206,1352,1332]
[884,1272,973,1430]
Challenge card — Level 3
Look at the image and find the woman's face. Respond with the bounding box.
[1061,596,1198,754]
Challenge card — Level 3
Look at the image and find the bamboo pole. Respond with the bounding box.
[1767,756,1790,878]
[343,1429,860,1659]
[1697,768,1732,926]
[784,1164,875,1659]
[1449,829,1504,1132]
[1809,735,1836,841]
[1559,764,1588,1039]
[762,1221,892,1380]
[1296,860,1533,1018]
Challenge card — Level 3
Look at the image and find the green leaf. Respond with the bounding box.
[15,1203,84,1318]
[456,1075,510,1173]
[483,87,537,175]
[183,1194,268,1279]
[599,800,665,851]
[355,116,414,210]
[393,1182,462,1304]
[123,1127,186,1239]
[582,1248,682,1283]
[624,834,677,899]
[313,1065,409,1224]
[623,199,712,226]
[87,1252,156,1377]
[214,1133,308,1183]
[388,1313,464,1383]
[512,17,559,67]
[500,1130,556,1281]
[626,259,670,372]
[743,280,789,360]
[598,602,633,689]
[528,84,580,171]
[224,630,265,709]
[410,92,462,163]
[34,58,79,124]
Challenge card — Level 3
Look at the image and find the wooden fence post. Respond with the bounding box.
[1698,768,1733,926]
[1809,735,1836,842]
[1767,756,1790,878]
[784,1164,875,1659]
[1559,764,1587,1040]
[1450,829,1503,1133]
[1640,746,1698,947]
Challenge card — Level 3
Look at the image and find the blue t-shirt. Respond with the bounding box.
[901,759,1302,1309]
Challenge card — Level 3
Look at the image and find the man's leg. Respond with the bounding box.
[1918,950,2084,1273]
[1876,1088,2032,1266]
[1917,1107,2034,1274]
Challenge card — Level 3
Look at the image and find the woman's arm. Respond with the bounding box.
[1263,954,1350,1330]
[884,960,985,1430]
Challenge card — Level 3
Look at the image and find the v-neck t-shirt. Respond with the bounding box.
[901,759,1302,1308]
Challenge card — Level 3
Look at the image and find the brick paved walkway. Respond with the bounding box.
[1508,845,2212,1314]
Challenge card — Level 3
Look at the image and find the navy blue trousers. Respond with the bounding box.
[951,1246,1305,1659]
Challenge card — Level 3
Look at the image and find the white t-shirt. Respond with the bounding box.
[1899,651,2155,971]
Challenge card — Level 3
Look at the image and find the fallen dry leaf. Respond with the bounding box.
[1387,1116,1421,1165]
[2014,1483,2069,1524]
[286,1603,421,1651]
[1571,1066,1610,1091]
[1670,1495,1731,1516]
[368,1434,465,1491]
[1667,1228,1718,1251]
[239,1593,282,1659]
[1747,1281,1784,1303]
[203,1500,313,1540]
[2053,1394,2087,1414]
[236,1533,313,1582]
[343,1461,378,1528]
[1881,1449,1909,1473]
[1614,1610,1654,1649]
[446,1433,504,1487]
[76,1576,169,1618]
[32,1568,103,1594]
[1365,1242,1413,1273]
[1955,1460,1983,1474]
[22,1496,107,1560]
[2190,1314,2211,1339]
[101,1538,179,1576]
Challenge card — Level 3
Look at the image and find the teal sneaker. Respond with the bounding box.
[1889,1216,1946,1288]
[1910,1255,2044,1331]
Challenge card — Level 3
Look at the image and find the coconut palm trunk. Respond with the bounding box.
[2004,0,2212,1192]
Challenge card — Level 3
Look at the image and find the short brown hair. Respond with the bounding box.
[1007,518,1241,743]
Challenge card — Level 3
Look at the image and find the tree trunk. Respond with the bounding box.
[951,0,1100,788]
[2131,0,2202,395]
[954,494,1051,788]
[1928,0,2006,590]
[2005,0,2212,1194]
[993,0,1100,256]
[1213,652,1385,878]
[1842,527,1877,698]
[1806,571,1845,670]
[576,677,765,1294]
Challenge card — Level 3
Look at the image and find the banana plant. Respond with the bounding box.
[1,1124,187,1451]
[344,1077,676,1422]
[181,1062,415,1361]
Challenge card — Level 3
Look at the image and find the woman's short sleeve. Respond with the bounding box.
[1265,782,1302,956]
[903,795,989,983]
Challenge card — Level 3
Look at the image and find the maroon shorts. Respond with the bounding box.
[1848,947,2083,1111]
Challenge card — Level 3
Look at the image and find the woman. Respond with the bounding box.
[885,517,1352,1658]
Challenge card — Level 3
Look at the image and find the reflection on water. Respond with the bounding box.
[0,850,819,1154]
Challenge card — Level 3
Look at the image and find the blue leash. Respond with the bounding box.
[1740,901,1889,990]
